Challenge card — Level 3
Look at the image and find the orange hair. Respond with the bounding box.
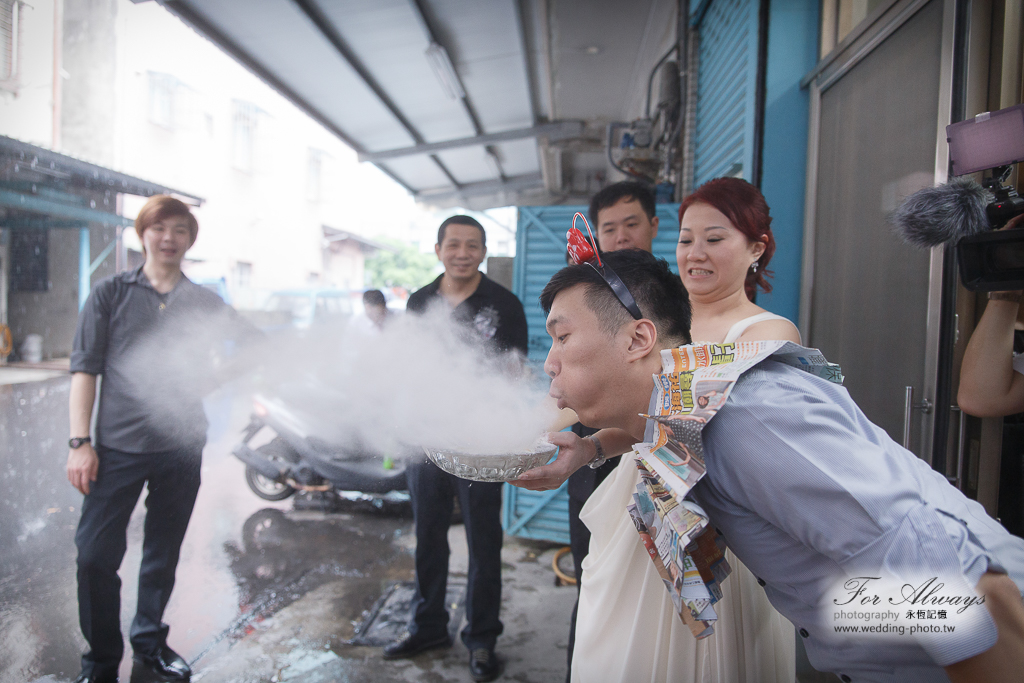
[135,195,198,246]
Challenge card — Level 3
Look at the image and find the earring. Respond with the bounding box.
[751,261,758,273]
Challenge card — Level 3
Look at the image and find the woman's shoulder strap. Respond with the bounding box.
[723,312,792,343]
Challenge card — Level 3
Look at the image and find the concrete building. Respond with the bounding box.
[0,0,439,353]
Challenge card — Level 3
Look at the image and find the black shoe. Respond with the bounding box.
[469,648,501,682]
[74,672,119,683]
[130,646,191,682]
[381,633,452,659]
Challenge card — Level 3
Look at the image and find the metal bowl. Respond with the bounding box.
[422,442,558,482]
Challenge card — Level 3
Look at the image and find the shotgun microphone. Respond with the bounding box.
[891,177,992,248]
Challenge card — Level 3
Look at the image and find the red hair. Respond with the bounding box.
[678,177,775,300]
[135,195,198,246]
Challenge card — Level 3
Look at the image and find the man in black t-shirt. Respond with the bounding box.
[383,215,527,683]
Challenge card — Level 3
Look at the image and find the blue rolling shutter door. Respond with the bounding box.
[692,0,761,186]
[513,205,681,371]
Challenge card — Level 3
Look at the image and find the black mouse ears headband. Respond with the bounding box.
[565,212,643,320]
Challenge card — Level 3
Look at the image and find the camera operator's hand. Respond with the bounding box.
[983,216,1024,302]
[959,215,1024,417]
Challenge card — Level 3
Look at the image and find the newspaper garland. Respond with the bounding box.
[627,340,844,638]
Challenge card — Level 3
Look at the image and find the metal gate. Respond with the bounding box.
[691,0,761,185]
[801,0,951,460]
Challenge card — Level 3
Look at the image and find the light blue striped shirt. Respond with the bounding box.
[691,360,1024,683]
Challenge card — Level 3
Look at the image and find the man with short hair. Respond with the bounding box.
[68,196,257,683]
[362,289,391,332]
[519,249,1024,683]
[589,180,660,254]
[383,215,527,682]
[565,181,659,677]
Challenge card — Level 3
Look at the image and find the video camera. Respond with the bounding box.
[893,103,1024,291]
[948,104,1024,291]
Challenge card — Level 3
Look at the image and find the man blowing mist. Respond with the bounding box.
[565,180,660,680]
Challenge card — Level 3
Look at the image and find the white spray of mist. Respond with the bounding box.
[125,301,556,458]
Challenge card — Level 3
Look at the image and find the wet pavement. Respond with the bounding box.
[0,379,577,683]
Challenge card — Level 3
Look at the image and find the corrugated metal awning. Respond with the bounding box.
[157,0,680,209]
[0,134,203,229]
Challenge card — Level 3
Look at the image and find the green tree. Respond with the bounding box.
[365,239,439,290]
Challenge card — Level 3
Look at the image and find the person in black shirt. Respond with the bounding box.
[67,196,258,683]
[383,215,527,683]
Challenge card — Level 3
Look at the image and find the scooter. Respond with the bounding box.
[232,386,408,502]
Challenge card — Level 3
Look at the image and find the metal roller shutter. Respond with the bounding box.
[691,0,761,186]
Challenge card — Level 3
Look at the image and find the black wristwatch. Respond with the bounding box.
[69,436,91,449]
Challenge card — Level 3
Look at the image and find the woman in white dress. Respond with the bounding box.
[571,177,801,683]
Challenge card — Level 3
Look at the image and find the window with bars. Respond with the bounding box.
[0,0,21,93]
[11,231,48,292]
[234,261,252,289]
[232,101,258,172]
[820,0,889,58]
[306,148,323,202]
[148,72,178,129]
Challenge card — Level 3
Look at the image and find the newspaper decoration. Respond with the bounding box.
[629,340,843,638]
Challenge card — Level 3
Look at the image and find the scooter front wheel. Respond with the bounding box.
[244,465,296,501]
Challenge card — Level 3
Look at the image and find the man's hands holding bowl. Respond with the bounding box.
[511,430,597,491]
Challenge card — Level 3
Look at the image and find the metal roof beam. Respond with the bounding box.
[514,0,541,125]
[0,135,203,203]
[290,0,462,188]
[160,1,418,196]
[407,0,483,134]
[407,0,515,181]
[0,188,134,227]
[416,172,543,202]
[1,217,88,230]
[358,121,584,162]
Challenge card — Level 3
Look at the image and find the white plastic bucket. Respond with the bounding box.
[20,334,43,364]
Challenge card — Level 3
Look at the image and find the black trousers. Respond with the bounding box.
[75,446,202,676]
[406,461,503,651]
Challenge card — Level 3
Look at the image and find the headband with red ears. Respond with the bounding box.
[565,212,643,320]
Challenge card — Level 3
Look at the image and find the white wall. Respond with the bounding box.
[111,0,428,303]
[108,1,517,301]
[0,0,57,147]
